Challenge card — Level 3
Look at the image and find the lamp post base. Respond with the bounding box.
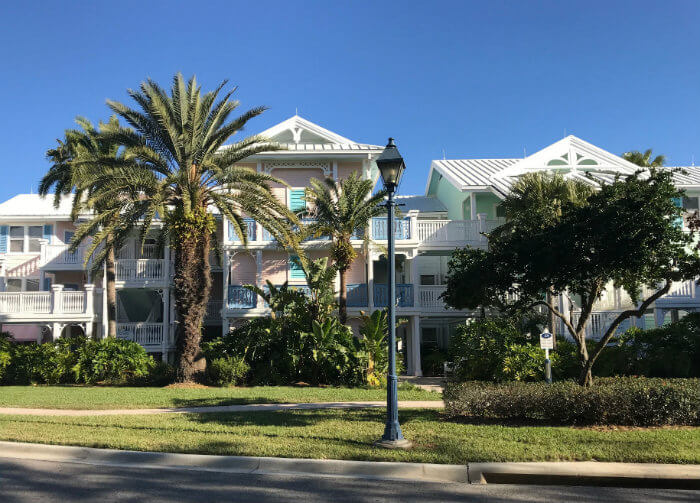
[374,438,413,450]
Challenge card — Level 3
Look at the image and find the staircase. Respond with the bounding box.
[6,256,41,278]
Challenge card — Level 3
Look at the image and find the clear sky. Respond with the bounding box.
[0,0,698,200]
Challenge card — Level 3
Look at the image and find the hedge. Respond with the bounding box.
[444,377,700,426]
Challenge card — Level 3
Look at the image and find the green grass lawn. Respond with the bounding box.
[0,385,441,410]
[0,409,697,464]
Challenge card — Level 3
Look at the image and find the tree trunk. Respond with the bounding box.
[339,268,347,325]
[173,230,212,383]
[546,287,557,349]
[576,333,592,386]
[105,245,117,338]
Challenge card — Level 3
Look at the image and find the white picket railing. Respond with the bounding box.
[418,285,451,311]
[415,219,501,244]
[665,280,696,298]
[116,259,166,281]
[42,244,88,267]
[61,292,86,313]
[0,292,51,313]
[117,323,164,345]
[6,255,42,277]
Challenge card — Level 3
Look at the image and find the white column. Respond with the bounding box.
[367,251,374,311]
[84,321,93,339]
[51,284,64,314]
[407,210,419,242]
[101,264,108,338]
[51,322,62,341]
[161,288,170,361]
[255,250,263,286]
[470,193,477,220]
[410,253,420,309]
[410,315,422,376]
[84,284,95,315]
[332,160,338,181]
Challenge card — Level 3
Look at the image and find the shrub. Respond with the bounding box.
[421,348,448,377]
[73,338,155,385]
[0,332,12,382]
[207,356,249,386]
[444,377,700,426]
[6,343,71,384]
[448,317,551,382]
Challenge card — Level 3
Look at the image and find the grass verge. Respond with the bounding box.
[0,385,440,410]
[0,409,697,464]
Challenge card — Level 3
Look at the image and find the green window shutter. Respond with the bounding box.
[43,224,53,244]
[289,255,305,280]
[0,226,7,253]
[289,189,306,212]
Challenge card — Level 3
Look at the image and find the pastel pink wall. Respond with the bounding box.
[268,168,326,188]
[229,252,257,285]
[346,253,366,284]
[56,221,77,245]
[261,251,287,284]
[337,162,363,180]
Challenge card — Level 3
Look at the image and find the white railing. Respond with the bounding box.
[117,322,164,346]
[42,244,88,268]
[6,255,42,277]
[61,291,86,313]
[0,292,51,313]
[665,280,696,298]
[416,219,502,244]
[116,259,166,281]
[418,285,451,311]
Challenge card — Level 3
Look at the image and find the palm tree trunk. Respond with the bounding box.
[173,230,212,382]
[338,268,348,325]
[105,245,117,338]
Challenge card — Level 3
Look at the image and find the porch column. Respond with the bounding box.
[51,284,64,315]
[654,308,666,327]
[84,283,95,315]
[51,322,62,341]
[470,193,477,220]
[0,257,5,292]
[255,250,263,286]
[410,253,420,309]
[101,264,108,338]
[85,321,93,339]
[367,252,375,311]
[409,315,422,376]
[161,288,170,361]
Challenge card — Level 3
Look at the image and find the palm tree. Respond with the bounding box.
[94,73,298,382]
[622,149,666,168]
[40,117,139,339]
[496,172,593,337]
[303,172,386,324]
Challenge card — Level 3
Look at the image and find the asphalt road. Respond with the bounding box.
[0,457,698,503]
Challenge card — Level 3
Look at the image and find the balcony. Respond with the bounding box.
[117,322,164,346]
[415,219,501,247]
[371,218,411,240]
[40,244,89,270]
[115,259,166,283]
[0,285,98,323]
[374,284,414,308]
[346,284,368,307]
[227,285,258,309]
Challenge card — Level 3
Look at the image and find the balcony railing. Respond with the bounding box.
[0,286,95,319]
[227,285,258,309]
[229,218,257,243]
[41,244,89,269]
[116,259,166,282]
[346,284,368,307]
[374,283,414,307]
[415,219,501,244]
[117,323,163,346]
[371,218,411,240]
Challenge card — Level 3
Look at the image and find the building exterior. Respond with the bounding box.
[1,116,699,375]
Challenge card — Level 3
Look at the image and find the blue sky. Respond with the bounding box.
[0,0,698,200]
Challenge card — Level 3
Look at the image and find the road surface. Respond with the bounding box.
[1,457,698,502]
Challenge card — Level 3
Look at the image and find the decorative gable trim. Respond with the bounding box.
[262,160,331,176]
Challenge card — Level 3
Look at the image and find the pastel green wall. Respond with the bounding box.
[428,171,469,219]
[475,192,502,219]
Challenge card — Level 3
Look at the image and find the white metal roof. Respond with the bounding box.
[395,195,447,213]
[0,194,75,219]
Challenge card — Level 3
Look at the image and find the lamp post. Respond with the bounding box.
[375,138,412,449]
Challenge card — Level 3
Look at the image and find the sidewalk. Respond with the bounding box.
[1,441,698,488]
[0,400,444,416]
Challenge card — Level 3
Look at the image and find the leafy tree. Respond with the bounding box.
[40,117,141,338]
[622,149,666,168]
[494,172,593,336]
[443,169,700,386]
[302,172,386,324]
[87,74,298,382]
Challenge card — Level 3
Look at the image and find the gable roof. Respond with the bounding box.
[426,135,700,197]
[256,115,383,153]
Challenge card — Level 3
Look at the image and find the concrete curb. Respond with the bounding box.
[2,441,700,487]
[0,441,468,484]
[0,401,444,416]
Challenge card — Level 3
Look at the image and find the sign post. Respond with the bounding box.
[539,331,553,384]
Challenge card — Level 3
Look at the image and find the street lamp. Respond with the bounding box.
[375,138,411,449]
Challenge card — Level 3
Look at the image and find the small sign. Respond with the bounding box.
[539,331,554,350]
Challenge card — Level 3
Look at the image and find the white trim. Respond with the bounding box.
[258,115,356,145]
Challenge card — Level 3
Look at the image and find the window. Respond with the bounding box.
[28,226,42,252]
[25,279,40,292]
[6,279,22,292]
[682,196,699,211]
[64,231,75,245]
[289,189,306,212]
[9,226,24,252]
[421,327,439,350]
[420,275,436,286]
